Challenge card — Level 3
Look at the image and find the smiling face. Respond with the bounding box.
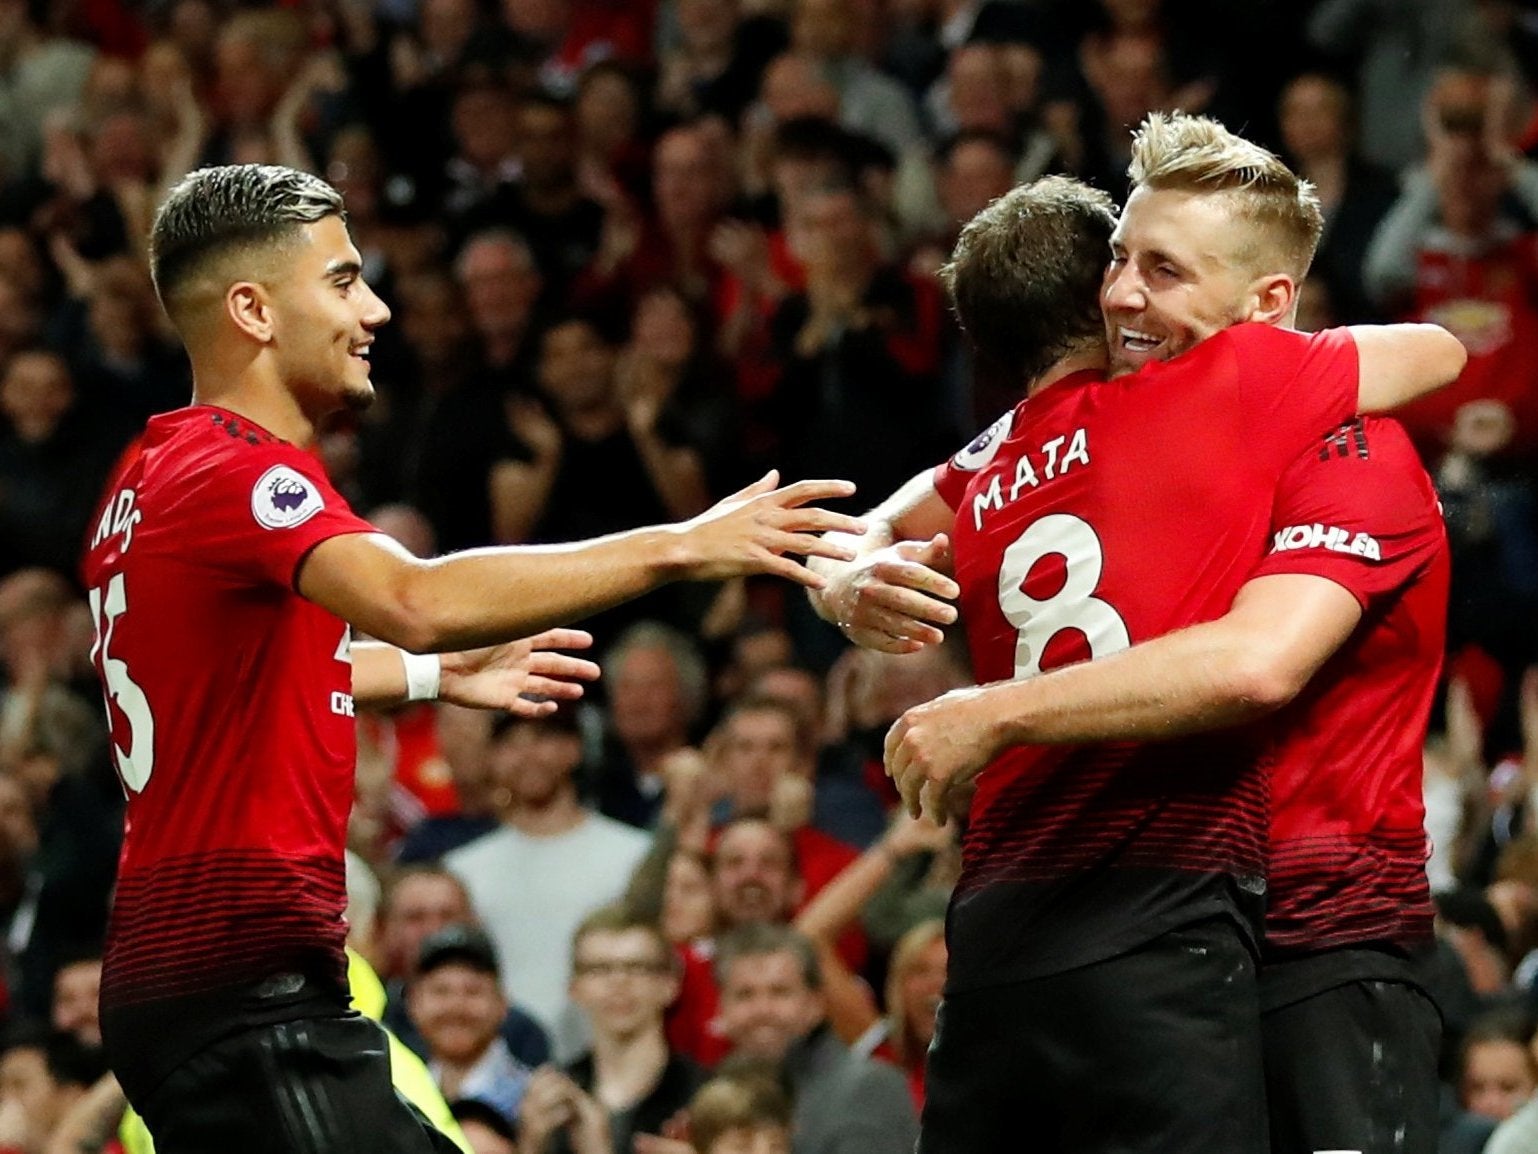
[717,948,824,1061]
[1102,186,1292,376]
[408,962,506,1064]
[263,214,391,415]
[569,927,678,1041]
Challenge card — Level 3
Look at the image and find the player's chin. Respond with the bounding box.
[340,379,376,413]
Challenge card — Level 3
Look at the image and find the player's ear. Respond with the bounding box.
[226,281,275,344]
[1245,273,1295,327]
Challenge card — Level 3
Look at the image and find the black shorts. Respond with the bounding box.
[920,917,1266,1154]
[1262,979,1441,1154]
[133,1013,463,1154]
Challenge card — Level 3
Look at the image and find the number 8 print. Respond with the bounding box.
[998,513,1131,677]
[89,573,156,793]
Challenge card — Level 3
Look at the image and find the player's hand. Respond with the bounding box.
[438,628,599,713]
[673,471,865,588]
[822,534,958,653]
[885,685,1004,824]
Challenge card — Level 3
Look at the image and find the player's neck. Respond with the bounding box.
[189,356,319,446]
[1026,344,1110,398]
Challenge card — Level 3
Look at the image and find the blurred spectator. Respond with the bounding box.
[655,0,788,126]
[1276,71,1399,324]
[0,0,96,183]
[490,316,713,649]
[574,62,649,197]
[687,1069,793,1154]
[758,181,951,515]
[788,0,924,156]
[51,254,188,429]
[712,923,918,1154]
[446,706,652,1060]
[497,0,653,100]
[355,261,514,551]
[1306,0,1511,171]
[377,865,553,1071]
[594,621,709,829]
[441,81,523,228]
[792,816,952,1095]
[408,923,534,1127]
[553,906,702,1154]
[573,122,736,329]
[618,285,742,491]
[0,684,118,1021]
[1365,67,1538,466]
[49,952,100,1048]
[446,227,544,393]
[0,1023,105,1154]
[451,1096,520,1154]
[739,664,884,849]
[396,704,505,864]
[707,699,861,899]
[457,91,604,304]
[0,349,132,579]
[0,570,85,695]
[1457,1008,1538,1123]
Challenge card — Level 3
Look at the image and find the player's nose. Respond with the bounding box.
[361,282,392,328]
[1102,264,1143,311]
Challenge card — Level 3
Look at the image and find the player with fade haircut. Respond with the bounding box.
[811,115,1462,1154]
[81,163,865,1154]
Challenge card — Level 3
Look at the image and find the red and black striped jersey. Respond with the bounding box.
[81,406,374,1031]
[933,323,1360,991]
[1251,416,1447,957]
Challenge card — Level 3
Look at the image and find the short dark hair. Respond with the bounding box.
[149,164,345,313]
[713,923,822,992]
[0,1022,106,1088]
[416,923,501,979]
[940,174,1116,387]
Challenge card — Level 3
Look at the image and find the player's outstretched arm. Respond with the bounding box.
[886,573,1363,821]
[350,630,601,712]
[1350,323,1467,412]
[299,472,865,653]
[807,468,960,653]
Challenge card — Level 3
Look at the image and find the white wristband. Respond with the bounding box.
[401,652,441,702]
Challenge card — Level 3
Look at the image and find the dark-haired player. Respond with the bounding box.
[81,163,864,1153]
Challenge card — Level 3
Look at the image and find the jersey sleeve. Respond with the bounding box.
[194,444,376,590]
[1229,324,1359,472]
[932,407,1017,510]
[1248,418,1446,611]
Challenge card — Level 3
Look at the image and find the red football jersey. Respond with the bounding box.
[932,323,1359,992]
[80,407,373,1040]
[1250,417,1447,956]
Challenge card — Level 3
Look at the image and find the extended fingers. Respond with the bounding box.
[874,558,960,602]
[526,652,602,681]
[767,478,858,508]
[859,577,958,628]
[525,627,595,652]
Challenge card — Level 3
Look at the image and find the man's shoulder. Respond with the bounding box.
[578,811,654,854]
[444,826,517,871]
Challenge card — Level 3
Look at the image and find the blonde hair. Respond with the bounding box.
[1128,111,1323,281]
[884,918,945,1065]
[689,1073,791,1153]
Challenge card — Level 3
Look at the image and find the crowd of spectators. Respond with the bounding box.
[4,0,1538,1151]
